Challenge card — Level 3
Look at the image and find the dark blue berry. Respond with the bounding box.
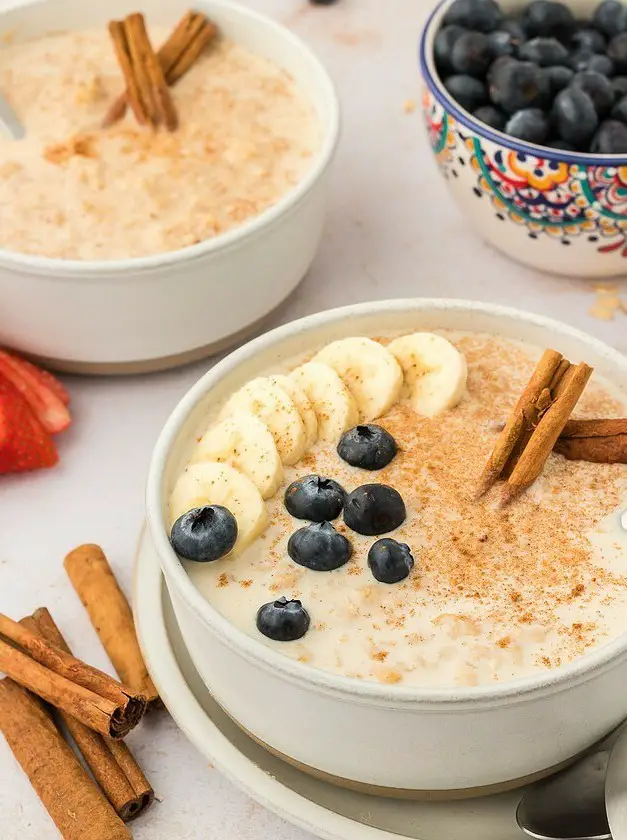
[489,59,550,113]
[337,424,397,471]
[170,505,237,562]
[571,27,606,54]
[612,95,627,123]
[591,119,627,152]
[367,539,415,584]
[608,33,627,74]
[444,74,488,111]
[343,484,406,536]
[284,475,345,522]
[501,19,526,42]
[256,597,310,642]
[570,53,614,76]
[443,0,503,33]
[547,137,576,149]
[451,31,493,77]
[522,1,576,42]
[572,71,614,117]
[544,64,574,95]
[552,86,599,146]
[488,29,520,57]
[288,521,352,571]
[519,36,569,66]
[473,103,508,129]
[593,0,627,38]
[612,76,627,100]
[435,25,467,74]
[505,108,550,143]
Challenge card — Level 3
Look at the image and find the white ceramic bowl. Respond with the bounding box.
[420,0,627,278]
[146,299,627,797]
[0,0,339,374]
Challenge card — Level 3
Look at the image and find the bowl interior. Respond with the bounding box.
[148,299,627,703]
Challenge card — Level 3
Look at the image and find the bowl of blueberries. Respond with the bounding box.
[420,0,627,276]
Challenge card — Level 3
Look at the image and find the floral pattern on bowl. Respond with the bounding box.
[423,89,627,261]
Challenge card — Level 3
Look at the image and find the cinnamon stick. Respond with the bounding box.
[108,20,148,125]
[64,544,159,705]
[501,362,594,506]
[555,418,627,464]
[28,608,154,822]
[476,349,564,497]
[0,678,131,840]
[0,614,145,738]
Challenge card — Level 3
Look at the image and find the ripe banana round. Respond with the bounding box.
[267,374,318,450]
[312,337,403,421]
[387,332,468,417]
[191,411,283,500]
[221,377,307,466]
[289,362,359,442]
[169,461,268,554]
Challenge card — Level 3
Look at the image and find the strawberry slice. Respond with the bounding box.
[0,350,71,434]
[16,355,70,406]
[0,374,58,474]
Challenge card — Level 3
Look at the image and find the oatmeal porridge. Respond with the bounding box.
[168,331,627,688]
[0,26,320,259]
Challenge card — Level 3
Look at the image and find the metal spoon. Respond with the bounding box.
[0,93,24,139]
[517,748,611,840]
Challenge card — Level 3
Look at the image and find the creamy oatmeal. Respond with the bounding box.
[0,28,319,259]
[169,332,627,688]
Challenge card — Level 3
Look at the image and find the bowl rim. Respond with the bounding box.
[419,0,627,167]
[146,297,627,708]
[0,0,341,278]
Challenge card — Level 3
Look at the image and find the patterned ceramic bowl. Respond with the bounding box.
[420,0,627,278]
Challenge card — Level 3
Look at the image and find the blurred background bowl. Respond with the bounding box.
[419,0,627,278]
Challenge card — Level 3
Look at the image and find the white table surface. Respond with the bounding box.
[1,0,626,837]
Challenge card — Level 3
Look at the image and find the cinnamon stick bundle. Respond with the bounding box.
[26,608,154,822]
[0,678,131,840]
[0,614,145,738]
[64,544,159,705]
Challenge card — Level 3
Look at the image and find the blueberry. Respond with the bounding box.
[284,474,345,522]
[443,0,503,33]
[256,597,310,642]
[547,137,576,149]
[473,103,508,129]
[343,484,406,536]
[612,94,627,123]
[572,71,614,117]
[435,25,467,74]
[368,539,415,584]
[612,76,627,100]
[170,505,238,562]
[591,119,627,152]
[501,19,526,42]
[487,55,517,85]
[519,36,569,66]
[593,0,627,38]
[444,74,488,111]
[544,64,574,95]
[608,33,627,74]
[505,108,550,143]
[488,29,520,58]
[522,1,576,42]
[287,521,352,571]
[451,31,492,77]
[571,27,606,54]
[489,60,550,113]
[578,54,614,76]
[337,424,397,471]
[552,86,599,146]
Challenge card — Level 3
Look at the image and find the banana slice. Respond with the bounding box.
[221,377,306,466]
[312,337,403,421]
[268,374,318,450]
[192,411,283,500]
[169,461,267,554]
[387,332,468,417]
[289,362,359,442]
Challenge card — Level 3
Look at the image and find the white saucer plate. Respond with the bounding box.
[134,525,531,840]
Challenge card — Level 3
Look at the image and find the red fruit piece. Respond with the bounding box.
[0,350,71,434]
[0,374,58,474]
[16,356,70,406]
